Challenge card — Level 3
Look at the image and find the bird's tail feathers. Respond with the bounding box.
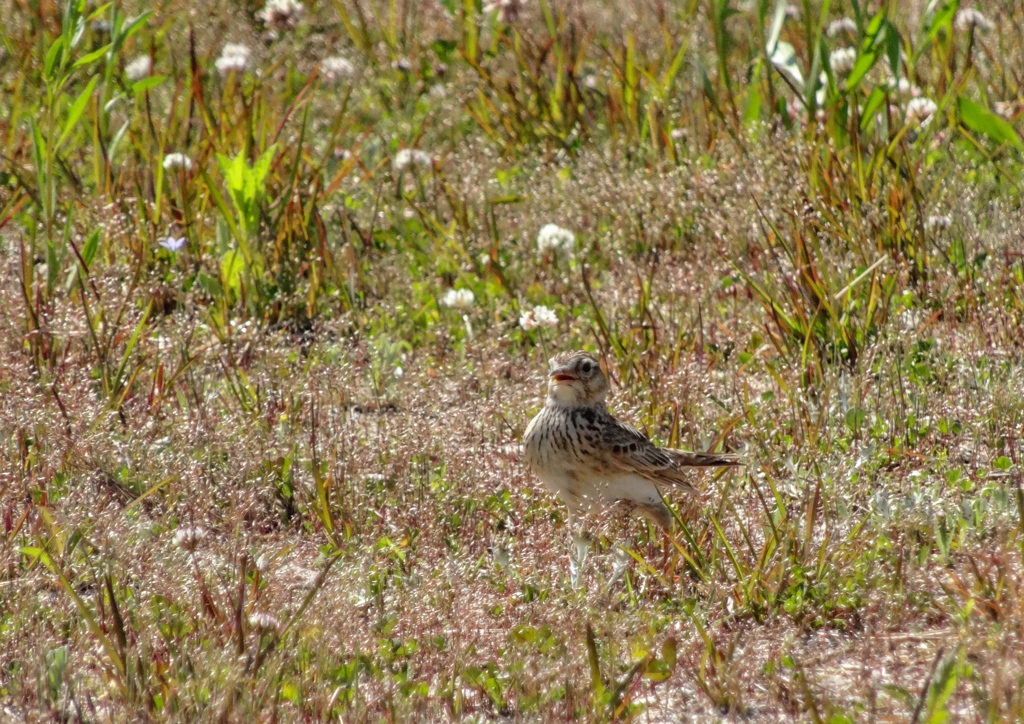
[670,450,741,467]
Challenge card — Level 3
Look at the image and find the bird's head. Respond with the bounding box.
[546,351,609,406]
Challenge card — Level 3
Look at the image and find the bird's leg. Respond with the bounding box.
[568,530,592,590]
[565,510,592,590]
[608,544,632,588]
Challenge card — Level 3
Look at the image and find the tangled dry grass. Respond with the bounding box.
[2,0,1024,720]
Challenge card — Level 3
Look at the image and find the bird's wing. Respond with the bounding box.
[598,416,738,488]
[597,418,690,487]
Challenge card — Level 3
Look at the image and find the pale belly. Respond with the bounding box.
[532,465,664,517]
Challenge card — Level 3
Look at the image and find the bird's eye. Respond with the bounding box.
[580,361,593,373]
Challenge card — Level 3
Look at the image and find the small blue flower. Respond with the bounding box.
[159,236,186,252]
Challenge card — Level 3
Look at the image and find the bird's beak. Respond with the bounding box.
[549,367,577,383]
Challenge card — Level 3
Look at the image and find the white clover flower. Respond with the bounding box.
[125,55,152,81]
[519,305,558,330]
[173,526,207,551]
[215,43,250,76]
[954,8,993,33]
[895,78,922,98]
[532,305,558,326]
[670,127,687,140]
[214,55,247,75]
[906,97,938,128]
[829,47,857,76]
[322,55,354,81]
[162,152,193,171]
[536,223,575,255]
[784,4,801,19]
[257,0,305,30]
[925,215,952,230]
[519,311,539,331]
[159,236,186,252]
[222,43,251,60]
[826,17,857,37]
[394,365,404,378]
[583,74,598,90]
[216,43,250,74]
[249,613,280,631]
[440,288,475,308]
[392,56,412,72]
[483,0,526,25]
[393,148,433,171]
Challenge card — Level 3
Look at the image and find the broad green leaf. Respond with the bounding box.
[883,20,901,75]
[925,1,957,43]
[221,250,245,292]
[644,658,672,681]
[46,238,60,292]
[44,37,65,80]
[251,144,278,192]
[864,9,886,37]
[131,74,166,93]
[197,271,224,299]
[923,650,960,723]
[119,11,152,44]
[57,74,99,150]
[217,152,244,192]
[659,38,689,93]
[107,119,130,161]
[81,229,100,266]
[860,86,887,130]
[661,637,677,669]
[846,49,878,90]
[30,119,48,211]
[69,10,86,49]
[86,3,113,22]
[744,82,762,125]
[73,43,112,68]
[201,168,241,244]
[846,11,888,90]
[958,96,1024,152]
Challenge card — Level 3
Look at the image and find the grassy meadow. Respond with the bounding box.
[2,0,1024,719]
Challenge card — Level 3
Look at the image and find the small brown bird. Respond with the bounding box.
[523,351,738,530]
